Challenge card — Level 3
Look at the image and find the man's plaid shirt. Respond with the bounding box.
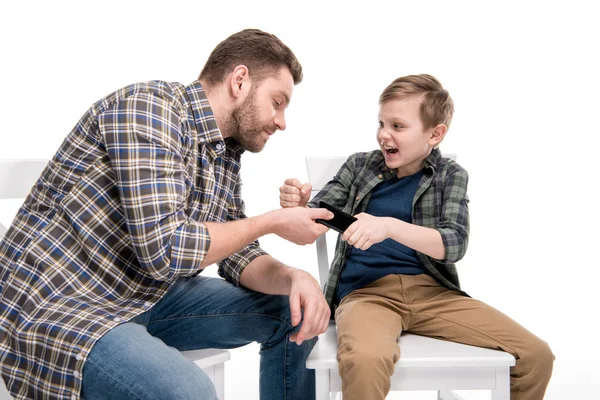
[308,148,470,311]
[0,81,266,399]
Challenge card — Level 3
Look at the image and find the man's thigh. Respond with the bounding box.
[139,276,296,350]
[82,322,217,400]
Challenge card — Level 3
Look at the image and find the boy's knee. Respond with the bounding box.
[520,338,554,379]
[338,346,396,376]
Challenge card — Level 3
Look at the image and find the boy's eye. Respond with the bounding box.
[393,123,403,129]
[378,121,384,128]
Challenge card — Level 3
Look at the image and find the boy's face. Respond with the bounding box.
[377,96,436,178]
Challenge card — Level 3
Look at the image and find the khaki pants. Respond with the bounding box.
[335,274,554,400]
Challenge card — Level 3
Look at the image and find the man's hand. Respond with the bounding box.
[288,269,331,345]
[270,207,332,245]
[342,213,390,251]
[279,178,312,208]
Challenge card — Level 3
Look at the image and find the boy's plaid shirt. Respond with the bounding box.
[308,148,470,310]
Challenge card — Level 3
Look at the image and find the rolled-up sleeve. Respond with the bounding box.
[217,174,268,285]
[436,166,470,263]
[99,92,210,281]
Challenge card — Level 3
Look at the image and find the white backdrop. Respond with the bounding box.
[1,1,598,399]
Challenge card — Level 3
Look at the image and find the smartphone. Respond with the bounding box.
[315,201,357,234]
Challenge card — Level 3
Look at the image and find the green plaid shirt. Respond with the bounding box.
[0,80,266,399]
[308,148,470,310]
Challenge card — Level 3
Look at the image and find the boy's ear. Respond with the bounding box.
[429,124,447,146]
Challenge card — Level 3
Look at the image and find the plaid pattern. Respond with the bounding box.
[308,148,470,310]
[0,81,266,399]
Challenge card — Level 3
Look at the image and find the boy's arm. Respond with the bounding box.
[306,154,357,209]
[343,165,469,263]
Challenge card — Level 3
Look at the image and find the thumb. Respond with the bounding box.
[300,182,312,197]
[310,207,334,220]
[290,291,302,327]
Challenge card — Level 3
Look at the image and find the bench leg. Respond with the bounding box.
[491,367,510,400]
[315,369,331,400]
[213,363,225,400]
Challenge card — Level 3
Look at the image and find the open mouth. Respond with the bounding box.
[383,145,398,155]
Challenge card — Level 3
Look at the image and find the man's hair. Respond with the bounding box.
[199,29,303,86]
[379,74,454,130]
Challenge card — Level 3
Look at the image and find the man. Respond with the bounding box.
[0,29,332,400]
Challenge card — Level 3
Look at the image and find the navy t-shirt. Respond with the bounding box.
[337,169,425,302]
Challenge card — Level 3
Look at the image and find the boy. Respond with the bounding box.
[279,74,553,400]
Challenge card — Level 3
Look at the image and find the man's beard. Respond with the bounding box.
[225,87,272,153]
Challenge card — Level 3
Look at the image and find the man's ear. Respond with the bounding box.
[229,65,251,100]
[429,124,447,146]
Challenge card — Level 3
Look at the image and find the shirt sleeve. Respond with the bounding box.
[436,165,470,263]
[98,91,210,281]
[217,174,268,286]
[308,154,357,210]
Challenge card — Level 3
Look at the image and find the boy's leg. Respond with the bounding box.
[82,322,218,400]
[136,276,315,400]
[335,276,406,400]
[405,274,554,400]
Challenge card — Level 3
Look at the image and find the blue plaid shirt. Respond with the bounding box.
[0,80,266,399]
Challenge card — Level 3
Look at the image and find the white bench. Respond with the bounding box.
[0,159,230,400]
[304,156,515,400]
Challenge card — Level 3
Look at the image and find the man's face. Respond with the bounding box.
[226,66,294,153]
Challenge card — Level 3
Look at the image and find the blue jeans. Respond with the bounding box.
[81,276,317,400]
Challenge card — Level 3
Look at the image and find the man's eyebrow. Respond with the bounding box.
[280,91,291,106]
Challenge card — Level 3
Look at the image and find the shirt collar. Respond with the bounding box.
[184,80,244,156]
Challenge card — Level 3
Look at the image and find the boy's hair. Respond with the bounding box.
[199,29,303,86]
[379,74,454,130]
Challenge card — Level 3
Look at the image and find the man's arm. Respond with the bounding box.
[201,207,332,268]
[239,254,331,345]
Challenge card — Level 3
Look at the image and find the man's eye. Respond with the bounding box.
[273,100,281,108]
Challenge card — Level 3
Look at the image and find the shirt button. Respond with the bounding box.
[144,301,152,308]
[71,395,77,400]
[73,371,80,379]
[356,196,360,201]
[378,174,383,179]
[76,353,84,361]
[113,317,122,323]
[215,143,223,150]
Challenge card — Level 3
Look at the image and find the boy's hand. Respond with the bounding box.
[279,179,312,208]
[342,213,390,251]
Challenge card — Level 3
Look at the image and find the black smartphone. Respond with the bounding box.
[315,201,357,234]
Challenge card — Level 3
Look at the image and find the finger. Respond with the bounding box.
[317,307,329,335]
[280,185,301,195]
[284,178,304,190]
[280,193,302,203]
[342,222,358,241]
[309,208,334,220]
[354,235,369,250]
[296,300,316,345]
[313,223,330,237]
[289,292,302,327]
[360,239,374,251]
